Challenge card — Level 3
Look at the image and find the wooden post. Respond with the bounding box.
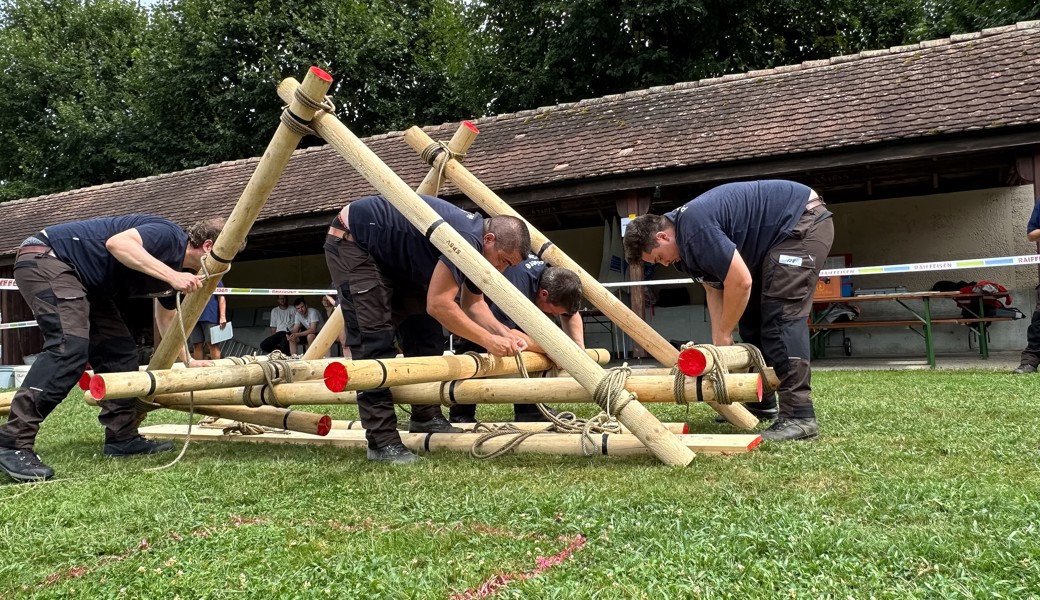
[90,358,336,401]
[191,405,331,436]
[148,67,334,371]
[399,126,758,430]
[302,121,480,361]
[677,345,781,390]
[277,79,694,466]
[141,424,762,456]
[147,372,761,408]
[330,419,691,435]
[323,348,610,392]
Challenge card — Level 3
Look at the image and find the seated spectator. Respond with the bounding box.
[259,295,294,354]
[288,297,323,355]
[189,279,226,360]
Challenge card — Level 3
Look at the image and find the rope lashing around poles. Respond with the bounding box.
[677,343,732,405]
[420,140,468,193]
[279,87,336,137]
[470,353,634,459]
[241,355,295,409]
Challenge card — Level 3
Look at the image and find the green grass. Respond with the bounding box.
[1,369,1039,599]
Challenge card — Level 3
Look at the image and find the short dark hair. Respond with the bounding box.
[185,217,226,248]
[293,296,306,307]
[622,214,670,265]
[539,267,582,314]
[487,215,531,256]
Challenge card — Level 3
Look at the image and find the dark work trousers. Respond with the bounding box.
[738,205,835,420]
[259,330,291,354]
[324,235,447,449]
[0,251,141,451]
[448,339,542,421]
[1019,285,1040,367]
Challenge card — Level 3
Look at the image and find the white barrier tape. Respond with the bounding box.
[0,320,38,330]
[602,254,1040,288]
[2,253,1038,294]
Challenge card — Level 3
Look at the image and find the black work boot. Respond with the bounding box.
[760,417,818,442]
[0,447,55,482]
[448,415,477,424]
[367,442,420,465]
[715,404,778,423]
[104,436,174,458]
[408,414,463,434]
[1011,364,1037,374]
[514,405,557,422]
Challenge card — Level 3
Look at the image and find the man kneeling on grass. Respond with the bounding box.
[0,216,226,483]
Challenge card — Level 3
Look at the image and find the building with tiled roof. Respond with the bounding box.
[3,21,1040,361]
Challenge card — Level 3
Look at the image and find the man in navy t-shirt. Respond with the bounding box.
[623,180,834,442]
[324,195,531,464]
[1012,199,1040,374]
[449,257,584,423]
[0,216,226,483]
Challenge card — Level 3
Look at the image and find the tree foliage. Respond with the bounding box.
[1,0,1037,201]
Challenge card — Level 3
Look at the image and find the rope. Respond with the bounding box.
[470,355,635,459]
[420,141,468,192]
[279,89,336,138]
[678,342,732,405]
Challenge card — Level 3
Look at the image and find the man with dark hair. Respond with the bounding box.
[449,258,584,423]
[0,215,225,483]
[1012,199,1040,374]
[287,297,323,355]
[623,180,833,442]
[325,194,532,464]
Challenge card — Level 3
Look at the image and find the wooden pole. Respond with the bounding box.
[90,359,336,401]
[302,121,481,361]
[399,126,759,431]
[190,405,331,436]
[148,372,760,408]
[277,79,694,466]
[677,345,781,390]
[324,348,610,392]
[329,419,691,435]
[148,67,334,371]
[141,423,762,456]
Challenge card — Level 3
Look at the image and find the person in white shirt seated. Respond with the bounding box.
[259,295,295,354]
[288,296,324,355]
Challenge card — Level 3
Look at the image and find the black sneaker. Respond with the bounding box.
[715,405,778,423]
[448,415,478,424]
[760,417,818,442]
[1012,364,1037,374]
[408,415,463,434]
[366,442,420,465]
[0,447,55,482]
[514,405,558,422]
[104,436,174,458]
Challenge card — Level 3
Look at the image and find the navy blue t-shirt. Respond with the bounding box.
[43,215,188,297]
[344,195,484,288]
[666,180,811,285]
[488,257,545,329]
[1027,200,1040,234]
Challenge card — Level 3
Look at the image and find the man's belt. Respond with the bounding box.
[806,192,825,212]
[16,245,54,256]
[327,226,352,241]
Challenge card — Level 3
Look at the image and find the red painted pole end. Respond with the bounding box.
[747,435,764,451]
[89,377,106,400]
[316,415,332,437]
[309,66,333,82]
[78,371,91,391]
[323,362,349,392]
[681,422,690,434]
[463,120,479,133]
[756,375,763,400]
[676,348,707,377]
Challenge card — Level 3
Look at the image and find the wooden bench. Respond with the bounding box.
[810,291,1019,367]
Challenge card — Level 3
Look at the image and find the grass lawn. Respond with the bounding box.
[1,369,1038,599]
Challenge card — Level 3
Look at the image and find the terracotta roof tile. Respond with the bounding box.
[3,21,1040,255]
